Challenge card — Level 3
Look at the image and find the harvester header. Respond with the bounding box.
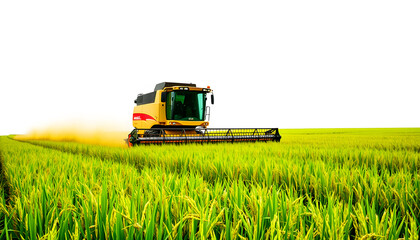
[128,82,281,146]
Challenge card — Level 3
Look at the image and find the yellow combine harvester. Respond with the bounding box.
[127,82,281,146]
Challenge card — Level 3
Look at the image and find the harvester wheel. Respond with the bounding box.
[127,134,134,147]
[128,129,139,147]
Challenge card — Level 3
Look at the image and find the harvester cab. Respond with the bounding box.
[128,82,281,146]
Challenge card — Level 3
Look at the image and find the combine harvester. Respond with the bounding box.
[127,82,281,146]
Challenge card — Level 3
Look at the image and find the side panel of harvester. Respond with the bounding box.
[133,90,164,131]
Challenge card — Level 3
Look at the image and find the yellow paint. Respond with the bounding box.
[132,91,162,129]
[133,88,210,131]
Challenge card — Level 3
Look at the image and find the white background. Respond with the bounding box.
[1,1,419,135]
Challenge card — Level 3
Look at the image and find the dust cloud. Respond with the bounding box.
[14,122,129,147]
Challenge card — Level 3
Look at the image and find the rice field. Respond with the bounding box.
[0,128,419,239]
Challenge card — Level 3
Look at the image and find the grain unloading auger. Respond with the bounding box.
[127,82,281,146]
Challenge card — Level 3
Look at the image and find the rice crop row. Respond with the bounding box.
[17,129,420,216]
[1,128,419,239]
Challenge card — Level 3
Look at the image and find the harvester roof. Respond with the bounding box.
[154,82,196,91]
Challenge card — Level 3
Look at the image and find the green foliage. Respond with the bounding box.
[0,128,419,239]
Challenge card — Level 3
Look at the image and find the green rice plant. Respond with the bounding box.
[1,128,419,239]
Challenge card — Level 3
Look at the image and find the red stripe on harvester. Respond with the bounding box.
[133,113,156,121]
